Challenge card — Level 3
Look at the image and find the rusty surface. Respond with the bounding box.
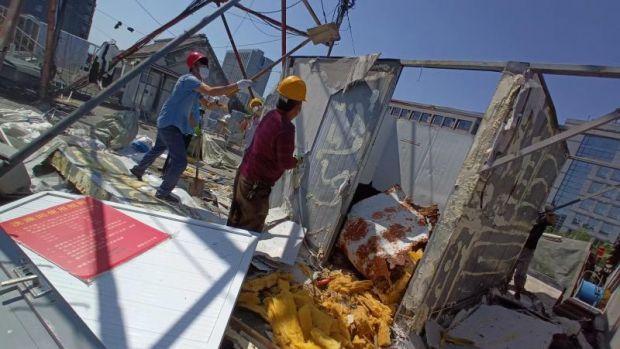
[339,186,436,288]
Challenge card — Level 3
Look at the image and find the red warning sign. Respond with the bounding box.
[0,197,169,281]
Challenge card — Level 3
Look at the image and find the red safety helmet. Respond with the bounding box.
[186,51,208,69]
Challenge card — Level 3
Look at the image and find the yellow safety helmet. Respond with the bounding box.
[248,97,263,109]
[277,75,307,102]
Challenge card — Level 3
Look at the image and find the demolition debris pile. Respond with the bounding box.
[233,187,438,348]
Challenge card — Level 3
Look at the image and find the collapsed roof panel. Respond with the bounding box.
[396,71,569,330]
[0,191,259,348]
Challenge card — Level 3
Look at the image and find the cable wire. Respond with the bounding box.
[95,8,146,35]
[133,0,176,36]
[252,0,302,14]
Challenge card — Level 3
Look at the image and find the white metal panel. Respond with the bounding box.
[396,120,476,210]
[294,60,402,255]
[0,191,259,349]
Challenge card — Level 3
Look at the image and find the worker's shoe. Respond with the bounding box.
[156,192,180,204]
[129,167,143,181]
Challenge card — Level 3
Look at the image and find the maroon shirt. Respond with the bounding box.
[240,109,297,185]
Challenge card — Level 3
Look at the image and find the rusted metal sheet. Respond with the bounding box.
[339,186,430,285]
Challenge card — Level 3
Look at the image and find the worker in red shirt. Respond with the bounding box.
[227,75,307,232]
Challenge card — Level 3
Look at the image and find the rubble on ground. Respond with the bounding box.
[93,110,139,150]
[237,266,421,348]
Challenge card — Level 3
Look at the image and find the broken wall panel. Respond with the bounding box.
[268,56,402,259]
[396,71,568,331]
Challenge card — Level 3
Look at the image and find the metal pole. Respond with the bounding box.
[0,0,242,177]
[281,0,287,72]
[220,13,254,99]
[481,109,620,172]
[39,0,59,99]
[0,0,24,74]
[234,3,307,37]
[301,0,322,26]
[250,38,311,82]
[554,183,620,210]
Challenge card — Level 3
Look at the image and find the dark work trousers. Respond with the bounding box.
[226,174,271,233]
[162,134,193,177]
[132,125,188,196]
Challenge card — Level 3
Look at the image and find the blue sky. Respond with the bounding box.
[88,0,620,122]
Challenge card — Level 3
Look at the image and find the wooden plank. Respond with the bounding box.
[0,191,259,349]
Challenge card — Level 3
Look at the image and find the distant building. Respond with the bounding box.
[0,1,95,84]
[0,0,95,40]
[121,34,231,122]
[547,119,620,242]
[221,49,273,106]
[359,99,482,211]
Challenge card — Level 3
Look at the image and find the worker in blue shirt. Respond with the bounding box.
[130,51,252,203]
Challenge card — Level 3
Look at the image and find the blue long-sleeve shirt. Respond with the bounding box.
[157,74,202,135]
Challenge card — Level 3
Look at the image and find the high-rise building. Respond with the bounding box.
[0,0,96,40]
[220,49,273,107]
[547,119,620,242]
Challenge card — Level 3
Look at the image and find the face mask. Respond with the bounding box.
[199,67,209,80]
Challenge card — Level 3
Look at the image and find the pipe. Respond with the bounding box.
[0,0,241,177]
[220,13,254,99]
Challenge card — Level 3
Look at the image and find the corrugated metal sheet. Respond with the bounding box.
[395,119,476,210]
[361,112,478,212]
[269,56,402,259]
[0,191,259,349]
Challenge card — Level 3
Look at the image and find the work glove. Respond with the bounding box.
[194,126,201,137]
[236,79,253,90]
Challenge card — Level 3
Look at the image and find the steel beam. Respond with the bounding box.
[530,63,620,79]
[400,60,508,72]
[481,109,620,172]
[220,13,254,99]
[0,0,24,74]
[400,60,620,78]
[301,0,322,26]
[0,0,241,177]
